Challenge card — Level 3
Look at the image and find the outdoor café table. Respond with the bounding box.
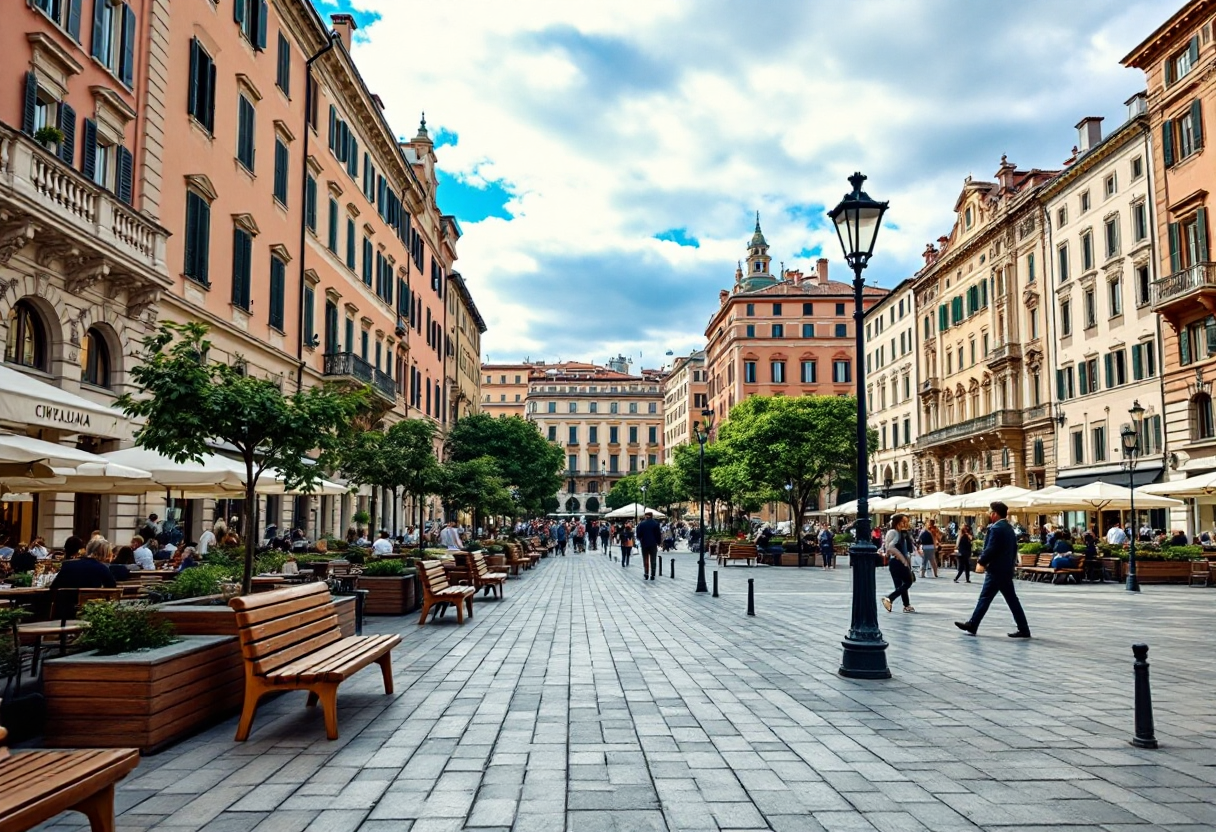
[0,586,52,620]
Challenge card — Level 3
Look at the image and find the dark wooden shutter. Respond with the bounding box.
[198,198,211,283]
[1198,207,1209,261]
[120,5,136,87]
[234,0,245,26]
[1182,325,1192,365]
[1192,99,1204,150]
[1169,222,1181,273]
[57,102,75,166]
[91,0,106,60]
[232,229,250,309]
[1189,35,1200,67]
[1104,353,1113,389]
[188,39,200,119]
[22,72,37,136]
[256,1,268,50]
[328,105,336,151]
[269,256,284,329]
[81,119,98,181]
[1163,119,1175,166]
[66,0,82,41]
[206,59,216,132]
[305,175,316,230]
[1131,344,1143,381]
[116,146,133,204]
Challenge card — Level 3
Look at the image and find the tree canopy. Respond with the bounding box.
[118,322,366,593]
[445,413,564,515]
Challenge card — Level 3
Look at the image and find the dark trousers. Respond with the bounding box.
[621,545,632,565]
[887,560,913,607]
[955,552,971,581]
[600,534,610,552]
[642,545,658,576]
[968,574,1030,633]
[558,540,567,555]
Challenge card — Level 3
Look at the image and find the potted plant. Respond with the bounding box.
[33,125,64,153]
[43,601,244,752]
[356,558,418,615]
[352,510,371,536]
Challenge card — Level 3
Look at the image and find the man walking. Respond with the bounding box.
[955,501,1031,638]
[636,510,663,581]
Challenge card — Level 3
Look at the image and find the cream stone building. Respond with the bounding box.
[661,350,707,463]
[1043,102,1165,527]
[915,159,1059,496]
[863,279,919,499]
[480,363,534,418]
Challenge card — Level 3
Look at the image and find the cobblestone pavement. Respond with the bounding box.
[33,548,1216,832]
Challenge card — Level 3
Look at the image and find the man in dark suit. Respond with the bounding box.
[955,501,1031,638]
[636,511,663,581]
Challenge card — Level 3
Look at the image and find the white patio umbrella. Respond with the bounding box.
[603,503,666,519]
[103,447,250,491]
[824,499,859,516]
[1137,470,1216,498]
[1020,482,1182,511]
[0,433,116,467]
[899,491,961,514]
[1002,485,1067,509]
[824,496,902,516]
[944,485,1033,511]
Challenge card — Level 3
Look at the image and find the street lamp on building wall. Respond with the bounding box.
[1121,400,1146,593]
[829,171,891,680]
[694,408,715,593]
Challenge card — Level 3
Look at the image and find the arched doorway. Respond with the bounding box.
[585,497,600,514]
[960,476,979,494]
[565,496,580,513]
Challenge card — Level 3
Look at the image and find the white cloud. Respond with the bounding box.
[343,0,1178,367]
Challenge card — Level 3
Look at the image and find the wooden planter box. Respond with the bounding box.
[356,574,418,615]
[154,593,356,636]
[1131,560,1192,583]
[43,635,243,753]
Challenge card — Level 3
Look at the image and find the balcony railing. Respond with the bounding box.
[323,351,396,402]
[1024,404,1050,423]
[920,377,940,395]
[1152,262,1216,308]
[918,409,1023,448]
[986,343,1022,366]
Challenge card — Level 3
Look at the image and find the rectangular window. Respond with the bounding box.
[802,323,814,337]
[1027,252,1035,283]
[231,227,252,310]
[589,426,598,443]
[1132,341,1157,380]
[1109,277,1122,317]
[609,426,619,444]
[771,324,784,338]
[609,456,619,473]
[802,302,813,315]
[305,174,317,232]
[327,198,338,252]
[628,402,638,414]
[276,32,291,95]
[568,427,578,445]
[1167,35,1200,86]
[609,402,618,414]
[648,426,657,443]
[1060,298,1072,336]
[547,426,557,441]
[1057,244,1069,281]
[589,402,598,414]
[628,426,638,444]
[1105,217,1119,259]
[183,190,211,284]
[1057,207,1068,227]
[1105,174,1117,198]
[346,218,356,270]
[362,238,373,285]
[629,455,638,472]
[187,39,217,132]
[772,303,782,316]
[1133,203,1148,242]
[836,303,846,316]
[745,303,754,316]
[268,255,285,330]
[1080,191,1091,213]
[1177,99,1204,160]
[273,138,289,205]
[1084,288,1096,328]
[744,361,756,383]
[236,95,256,171]
[234,0,268,49]
[92,0,136,84]
[1131,155,1144,180]
[1081,230,1094,271]
[771,361,785,383]
[835,323,847,337]
[1092,426,1107,463]
[303,284,315,345]
[1072,429,1084,465]
[745,325,755,338]
[832,360,851,383]
[800,361,816,383]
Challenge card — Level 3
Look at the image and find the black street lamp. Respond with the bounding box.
[1121,400,1146,593]
[829,171,891,680]
[694,408,715,593]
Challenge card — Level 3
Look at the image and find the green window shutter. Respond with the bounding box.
[1181,325,1192,365]
[1104,353,1113,388]
[1198,207,1209,261]
[1078,361,1088,395]
[1165,58,1175,86]
[938,305,947,331]
[1193,99,1204,150]
[1169,222,1182,273]
[1152,415,1163,452]
[981,278,988,307]
[1163,120,1175,167]
[1131,344,1143,380]
[1190,35,1200,67]
[1056,369,1065,401]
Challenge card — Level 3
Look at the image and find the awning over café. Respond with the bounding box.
[0,363,128,439]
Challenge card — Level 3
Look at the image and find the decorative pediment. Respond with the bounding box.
[27,33,82,100]
[273,119,295,143]
[304,269,320,286]
[235,74,263,102]
[185,174,219,201]
[269,243,292,263]
[232,213,260,236]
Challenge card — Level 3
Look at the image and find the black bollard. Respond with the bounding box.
[658,555,663,575]
[747,578,755,616]
[1131,643,1159,749]
[670,558,675,579]
[712,571,719,597]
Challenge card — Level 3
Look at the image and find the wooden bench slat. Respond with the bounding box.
[238,603,337,647]
[233,591,331,629]
[0,748,138,832]
[243,611,341,662]
[251,629,343,677]
[271,635,401,684]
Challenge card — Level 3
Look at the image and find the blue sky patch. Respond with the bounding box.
[313,0,380,37]
[653,228,700,248]
[795,245,823,259]
[433,127,459,149]
[437,171,513,223]
[786,203,829,230]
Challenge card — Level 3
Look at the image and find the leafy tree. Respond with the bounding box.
[639,463,685,515]
[445,414,564,515]
[714,395,873,547]
[674,442,730,529]
[439,456,513,532]
[336,429,389,532]
[380,419,443,554]
[118,322,366,594]
[605,474,641,510]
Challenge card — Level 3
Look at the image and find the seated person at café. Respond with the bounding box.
[0,536,14,559]
[1050,531,1075,569]
[110,546,137,582]
[1170,529,1190,547]
[9,546,37,574]
[52,537,118,590]
[372,530,394,556]
[131,535,156,570]
[29,535,49,560]
[176,546,200,572]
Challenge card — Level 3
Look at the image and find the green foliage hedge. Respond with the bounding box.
[78,601,176,655]
[360,559,407,577]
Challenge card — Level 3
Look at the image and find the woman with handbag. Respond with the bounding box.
[954,524,973,583]
[881,514,917,613]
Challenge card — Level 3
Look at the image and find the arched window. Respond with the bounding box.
[1192,393,1215,441]
[565,496,580,513]
[5,301,47,371]
[585,496,600,514]
[1033,438,1045,466]
[901,461,909,479]
[80,327,111,388]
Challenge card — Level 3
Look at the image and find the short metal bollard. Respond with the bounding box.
[1131,643,1159,749]
[658,555,663,575]
[670,559,675,579]
[712,570,719,597]
[747,578,755,616]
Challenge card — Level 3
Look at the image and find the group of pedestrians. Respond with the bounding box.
[881,501,1032,638]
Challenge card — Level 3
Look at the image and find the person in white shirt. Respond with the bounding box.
[372,531,394,556]
[131,535,155,570]
[1106,524,1128,546]
[439,520,462,550]
[29,537,49,560]
[197,527,216,556]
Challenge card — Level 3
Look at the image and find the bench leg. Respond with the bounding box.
[454,598,464,624]
[306,691,319,707]
[235,682,268,742]
[465,594,474,620]
[418,599,432,626]
[315,683,341,740]
[377,652,394,694]
[73,783,116,832]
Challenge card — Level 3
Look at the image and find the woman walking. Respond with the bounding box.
[620,522,634,567]
[918,517,941,578]
[954,524,973,583]
[882,514,917,613]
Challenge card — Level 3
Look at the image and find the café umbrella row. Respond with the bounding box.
[825,482,1185,516]
[0,435,348,498]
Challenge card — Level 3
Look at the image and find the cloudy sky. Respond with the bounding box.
[318,0,1176,369]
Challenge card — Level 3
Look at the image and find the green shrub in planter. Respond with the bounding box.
[1018,542,1044,555]
[1154,545,1205,561]
[7,572,33,588]
[0,607,28,677]
[361,559,406,577]
[164,564,236,600]
[833,533,854,545]
[77,601,177,656]
[345,546,368,564]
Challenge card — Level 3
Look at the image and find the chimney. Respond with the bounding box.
[719,289,730,305]
[1126,91,1147,121]
[815,258,829,284]
[996,155,1016,190]
[923,244,938,267]
[331,14,357,51]
[1076,116,1103,153]
[787,269,804,286]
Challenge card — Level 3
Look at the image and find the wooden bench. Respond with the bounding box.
[418,561,476,625]
[229,583,400,741]
[0,722,138,832]
[1018,552,1086,583]
[460,553,506,599]
[718,542,757,566]
[504,543,529,575]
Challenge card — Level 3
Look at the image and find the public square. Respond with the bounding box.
[29,549,1216,832]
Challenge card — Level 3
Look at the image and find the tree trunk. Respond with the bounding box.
[370,485,379,535]
[242,455,257,596]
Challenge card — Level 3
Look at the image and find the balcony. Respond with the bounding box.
[920,377,940,395]
[986,343,1022,369]
[323,351,396,403]
[1024,403,1050,423]
[0,125,169,312]
[918,409,1023,449]
[1152,262,1216,314]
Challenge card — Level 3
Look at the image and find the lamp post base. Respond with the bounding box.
[838,541,891,679]
[1126,574,1141,593]
[695,558,708,593]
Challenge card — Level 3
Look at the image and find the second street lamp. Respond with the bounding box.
[694,408,715,593]
[1122,400,1146,593]
[829,171,891,680]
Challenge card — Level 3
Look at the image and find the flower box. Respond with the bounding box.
[154,593,356,636]
[356,574,418,615]
[1131,561,1192,583]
